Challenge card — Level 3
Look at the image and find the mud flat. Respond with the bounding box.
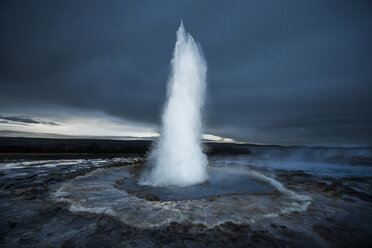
[1,154,372,247]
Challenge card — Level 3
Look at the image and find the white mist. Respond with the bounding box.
[141,22,208,187]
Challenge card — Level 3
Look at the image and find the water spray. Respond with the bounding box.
[141,22,208,186]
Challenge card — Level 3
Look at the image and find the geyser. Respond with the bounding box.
[141,22,208,187]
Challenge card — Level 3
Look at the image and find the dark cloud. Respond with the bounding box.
[0,0,371,145]
[0,116,59,126]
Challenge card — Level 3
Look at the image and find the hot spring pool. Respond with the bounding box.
[117,166,274,201]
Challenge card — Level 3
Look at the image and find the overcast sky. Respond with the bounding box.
[0,0,371,146]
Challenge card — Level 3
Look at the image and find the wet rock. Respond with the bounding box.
[120,238,155,248]
[99,219,108,227]
[1,157,372,247]
[313,225,334,241]
[184,238,206,247]
[45,177,56,184]
[201,180,210,186]
[134,192,160,201]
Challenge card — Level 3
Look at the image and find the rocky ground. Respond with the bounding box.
[0,156,371,247]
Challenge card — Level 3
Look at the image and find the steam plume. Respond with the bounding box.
[141,22,208,186]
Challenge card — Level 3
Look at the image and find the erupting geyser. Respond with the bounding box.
[141,22,208,187]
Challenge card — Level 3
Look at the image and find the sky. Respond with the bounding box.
[0,0,371,146]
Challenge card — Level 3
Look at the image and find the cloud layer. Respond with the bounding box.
[0,0,371,146]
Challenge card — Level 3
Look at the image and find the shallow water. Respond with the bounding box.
[119,167,274,201]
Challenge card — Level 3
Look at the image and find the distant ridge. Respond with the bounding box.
[0,130,155,141]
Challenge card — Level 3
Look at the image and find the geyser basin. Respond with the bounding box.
[118,167,274,201]
[53,160,312,228]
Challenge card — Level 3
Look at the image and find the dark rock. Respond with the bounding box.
[201,180,210,186]
[135,192,160,201]
[184,238,206,247]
